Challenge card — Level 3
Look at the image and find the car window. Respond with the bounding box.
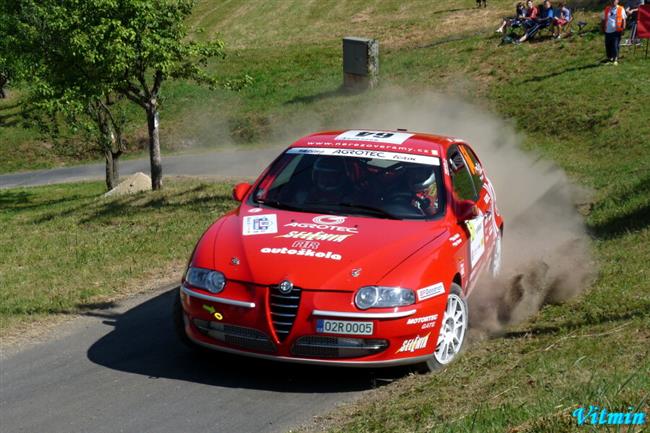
[459,144,484,195]
[447,145,478,202]
[249,148,446,220]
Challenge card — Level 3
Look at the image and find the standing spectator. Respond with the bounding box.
[519,0,555,43]
[624,0,645,45]
[477,0,487,8]
[602,0,627,64]
[553,2,572,38]
[496,2,527,33]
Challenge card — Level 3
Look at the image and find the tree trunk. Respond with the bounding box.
[104,150,117,190]
[0,73,7,99]
[146,103,162,190]
[104,150,121,191]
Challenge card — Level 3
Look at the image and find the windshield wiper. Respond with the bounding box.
[254,199,303,212]
[337,202,400,220]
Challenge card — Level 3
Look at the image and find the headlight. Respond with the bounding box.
[185,267,226,294]
[354,286,415,310]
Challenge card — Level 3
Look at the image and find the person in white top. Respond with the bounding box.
[602,0,627,64]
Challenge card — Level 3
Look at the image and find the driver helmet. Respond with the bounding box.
[313,156,346,192]
[406,165,436,192]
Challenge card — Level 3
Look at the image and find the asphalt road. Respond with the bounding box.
[0,146,285,189]
[0,286,401,433]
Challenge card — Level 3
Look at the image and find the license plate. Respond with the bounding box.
[316,319,374,335]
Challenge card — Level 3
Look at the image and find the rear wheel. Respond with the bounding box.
[416,283,468,372]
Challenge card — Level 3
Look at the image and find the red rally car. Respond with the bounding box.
[174,129,503,371]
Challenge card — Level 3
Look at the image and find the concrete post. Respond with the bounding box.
[342,37,378,90]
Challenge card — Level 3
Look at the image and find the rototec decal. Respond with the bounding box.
[260,247,342,261]
[243,214,278,236]
[396,333,430,353]
[417,283,445,301]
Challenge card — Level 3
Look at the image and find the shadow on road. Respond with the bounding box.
[87,287,409,393]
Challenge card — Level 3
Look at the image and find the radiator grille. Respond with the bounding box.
[269,285,301,341]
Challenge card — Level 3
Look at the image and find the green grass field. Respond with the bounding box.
[1,0,649,431]
[0,179,235,331]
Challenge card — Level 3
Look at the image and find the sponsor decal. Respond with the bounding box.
[335,130,414,144]
[459,260,465,277]
[313,215,346,225]
[276,230,353,243]
[243,214,278,236]
[202,305,223,321]
[304,140,438,156]
[466,214,486,267]
[260,247,342,261]
[449,233,462,247]
[284,221,358,233]
[406,314,438,325]
[287,147,440,166]
[396,333,430,353]
[291,240,320,249]
[248,208,263,213]
[417,283,445,301]
[572,405,646,426]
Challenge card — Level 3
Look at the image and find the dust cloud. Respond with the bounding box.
[277,87,595,334]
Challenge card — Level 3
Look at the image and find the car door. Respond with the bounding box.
[447,144,489,286]
[458,144,499,260]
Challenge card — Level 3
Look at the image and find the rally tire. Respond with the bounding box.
[416,283,468,373]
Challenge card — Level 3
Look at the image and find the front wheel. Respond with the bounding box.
[416,283,468,372]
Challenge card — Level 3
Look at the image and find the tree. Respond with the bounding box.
[5,1,130,189]
[11,0,231,190]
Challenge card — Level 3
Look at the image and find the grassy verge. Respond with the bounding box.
[1,0,649,430]
[0,179,236,331]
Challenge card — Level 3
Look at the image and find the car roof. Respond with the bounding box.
[290,129,467,157]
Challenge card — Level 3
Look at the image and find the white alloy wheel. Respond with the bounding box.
[433,292,468,365]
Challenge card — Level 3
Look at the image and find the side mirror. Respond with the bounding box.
[232,182,252,202]
[456,199,478,222]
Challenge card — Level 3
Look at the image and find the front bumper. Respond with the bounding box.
[180,283,445,367]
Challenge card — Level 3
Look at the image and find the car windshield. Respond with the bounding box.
[249,147,446,220]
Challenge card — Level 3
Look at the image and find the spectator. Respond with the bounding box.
[624,0,645,45]
[518,0,555,43]
[553,2,572,38]
[477,0,487,8]
[496,2,527,33]
[602,0,627,64]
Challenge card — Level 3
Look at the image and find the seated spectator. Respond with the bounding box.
[518,0,555,43]
[496,2,527,33]
[553,2,572,38]
[624,0,645,45]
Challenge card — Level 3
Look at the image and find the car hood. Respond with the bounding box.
[199,207,447,291]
